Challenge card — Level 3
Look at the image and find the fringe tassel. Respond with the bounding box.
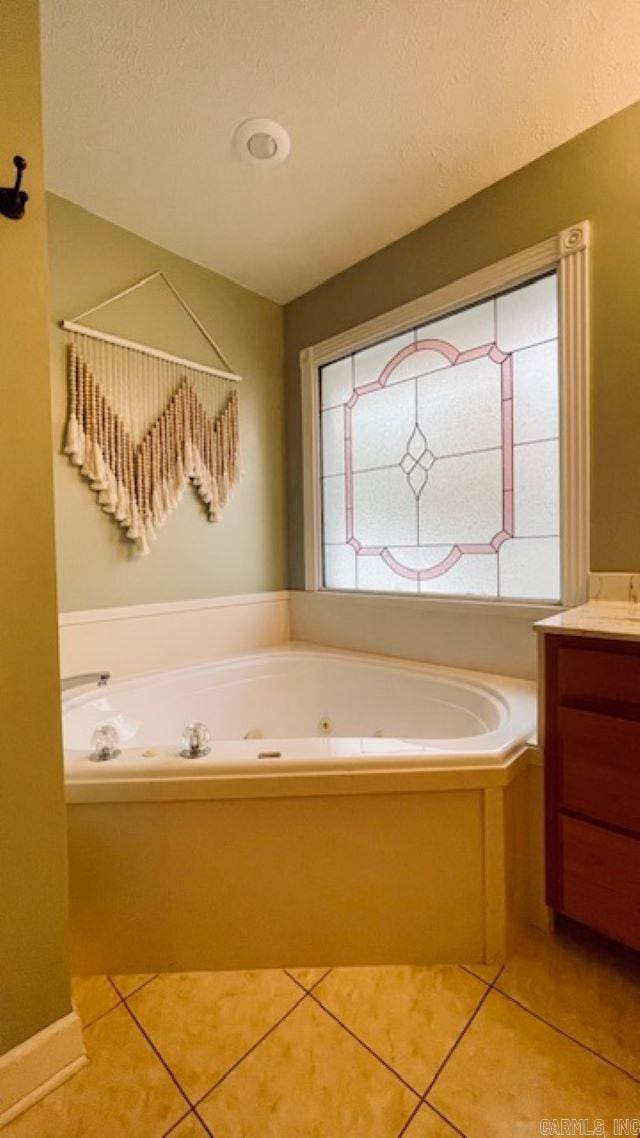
[64,340,240,553]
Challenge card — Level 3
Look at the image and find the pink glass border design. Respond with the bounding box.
[343,338,514,581]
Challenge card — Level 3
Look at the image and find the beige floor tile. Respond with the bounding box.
[3,1004,186,1138]
[198,996,418,1137]
[286,967,331,989]
[429,990,640,1138]
[496,924,640,1077]
[403,1103,461,1137]
[462,961,501,984]
[313,964,485,1091]
[166,1113,210,1137]
[71,975,120,1026]
[128,969,301,1101]
[110,973,155,998]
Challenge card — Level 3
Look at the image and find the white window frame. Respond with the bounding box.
[300,222,590,608]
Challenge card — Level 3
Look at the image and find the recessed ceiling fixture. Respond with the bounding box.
[233,118,290,168]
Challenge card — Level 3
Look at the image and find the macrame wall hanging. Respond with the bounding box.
[61,272,241,555]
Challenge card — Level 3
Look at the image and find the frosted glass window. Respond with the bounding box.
[321,406,345,477]
[416,298,494,355]
[322,475,346,544]
[352,383,416,470]
[324,543,356,590]
[496,275,557,352]
[354,331,415,387]
[418,450,503,545]
[319,273,560,601]
[512,341,559,444]
[321,356,352,408]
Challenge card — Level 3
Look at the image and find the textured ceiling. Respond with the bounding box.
[41,0,640,303]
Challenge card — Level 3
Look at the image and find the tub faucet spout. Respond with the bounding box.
[61,671,110,693]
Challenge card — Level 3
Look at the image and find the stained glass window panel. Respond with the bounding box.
[418,450,503,545]
[321,475,346,544]
[357,554,419,594]
[320,406,345,477]
[321,356,352,409]
[496,274,557,352]
[513,440,559,537]
[417,357,502,455]
[324,543,356,590]
[319,273,560,602]
[499,537,560,600]
[512,341,559,444]
[352,383,416,471]
[353,466,417,546]
[354,330,415,387]
[416,297,494,355]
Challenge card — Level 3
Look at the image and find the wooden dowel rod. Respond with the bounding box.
[60,321,242,383]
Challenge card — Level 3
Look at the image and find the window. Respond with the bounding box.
[302,226,589,606]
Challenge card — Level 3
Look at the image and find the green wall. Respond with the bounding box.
[0,0,71,1054]
[284,100,640,588]
[48,195,287,612]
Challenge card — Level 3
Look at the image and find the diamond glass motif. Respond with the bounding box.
[401,426,435,498]
[319,275,560,600]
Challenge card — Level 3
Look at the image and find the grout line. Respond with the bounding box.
[424,1101,467,1137]
[120,998,194,1110]
[396,1089,467,1137]
[192,991,308,1107]
[162,1109,195,1137]
[77,992,123,1031]
[491,987,640,1085]
[283,966,332,993]
[307,990,421,1097]
[396,1098,424,1137]
[421,974,497,1101]
[284,968,314,993]
[192,1107,217,1138]
[163,1108,216,1138]
[457,964,497,985]
[106,977,122,999]
[109,973,159,999]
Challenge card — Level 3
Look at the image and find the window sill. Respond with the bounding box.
[302,587,564,623]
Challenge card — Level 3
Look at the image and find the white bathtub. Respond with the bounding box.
[63,645,536,799]
[64,645,540,973]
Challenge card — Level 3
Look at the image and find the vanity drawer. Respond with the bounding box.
[558,707,640,833]
[560,814,640,951]
[557,645,640,707]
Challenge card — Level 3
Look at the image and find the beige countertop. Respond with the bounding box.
[535,600,640,641]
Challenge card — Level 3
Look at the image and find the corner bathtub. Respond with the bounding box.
[63,645,535,798]
[63,646,539,974]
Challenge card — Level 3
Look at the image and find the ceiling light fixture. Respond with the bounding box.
[233,118,290,168]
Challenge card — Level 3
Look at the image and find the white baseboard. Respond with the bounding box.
[0,1012,86,1128]
[58,590,290,679]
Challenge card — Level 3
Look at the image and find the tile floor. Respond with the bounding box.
[4,922,640,1137]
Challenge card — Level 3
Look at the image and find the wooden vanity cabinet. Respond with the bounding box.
[543,633,640,950]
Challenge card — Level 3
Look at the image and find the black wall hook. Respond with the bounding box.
[0,156,28,220]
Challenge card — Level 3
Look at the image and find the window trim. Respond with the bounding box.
[301,222,590,607]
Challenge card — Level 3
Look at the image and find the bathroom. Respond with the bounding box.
[1,0,640,1134]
